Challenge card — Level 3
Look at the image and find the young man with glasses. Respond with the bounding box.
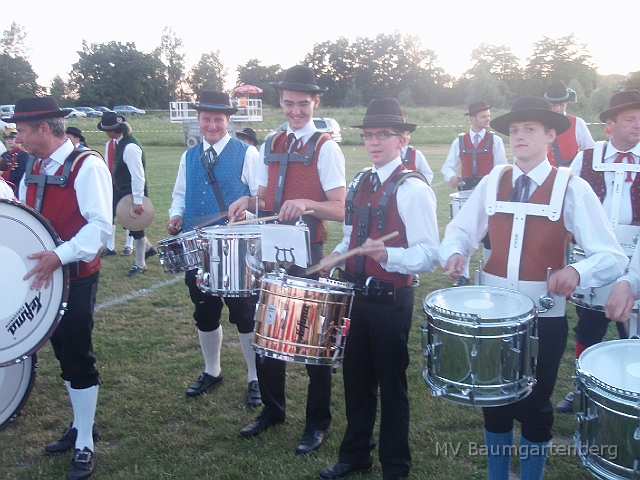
[318,99,440,480]
[230,65,346,455]
[166,90,263,408]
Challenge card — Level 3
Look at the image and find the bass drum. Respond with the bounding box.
[0,199,69,366]
[0,354,36,430]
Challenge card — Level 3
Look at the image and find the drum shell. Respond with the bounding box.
[197,225,263,297]
[574,340,640,479]
[449,190,473,219]
[157,231,201,274]
[422,286,538,407]
[0,354,36,430]
[252,273,354,365]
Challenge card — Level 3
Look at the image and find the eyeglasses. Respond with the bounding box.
[360,131,401,141]
[281,100,312,110]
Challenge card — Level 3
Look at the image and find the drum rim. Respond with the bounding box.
[261,272,354,295]
[0,353,37,430]
[0,199,70,366]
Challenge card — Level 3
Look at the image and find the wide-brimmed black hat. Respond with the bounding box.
[464,101,491,116]
[351,98,417,132]
[490,97,571,136]
[543,81,577,104]
[3,97,71,122]
[97,111,126,131]
[270,65,328,93]
[65,126,85,143]
[190,90,238,115]
[236,127,258,146]
[599,90,640,122]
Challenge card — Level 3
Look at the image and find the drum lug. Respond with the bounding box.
[223,240,229,257]
[634,426,640,441]
[530,336,539,358]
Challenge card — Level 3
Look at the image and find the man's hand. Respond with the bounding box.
[228,196,250,221]
[442,253,465,280]
[167,215,183,235]
[360,237,388,264]
[132,203,144,215]
[318,251,342,278]
[449,176,460,189]
[278,199,307,221]
[24,250,62,290]
[605,281,635,322]
[547,266,580,299]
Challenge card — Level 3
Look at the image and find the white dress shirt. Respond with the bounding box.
[0,178,13,199]
[401,145,434,184]
[441,128,508,182]
[571,115,596,151]
[439,159,628,289]
[618,246,640,299]
[18,139,112,265]
[333,157,440,275]
[169,133,260,219]
[110,135,146,205]
[255,120,346,192]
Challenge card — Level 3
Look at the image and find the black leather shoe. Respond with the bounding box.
[100,248,116,258]
[240,416,285,438]
[120,246,133,256]
[186,372,223,397]
[145,246,157,259]
[296,429,328,454]
[319,457,373,479]
[44,423,101,455]
[68,447,96,480]
[452,276,469,287]
[556,390,575,413]
[246,380,262,407]
[125,265,148,277]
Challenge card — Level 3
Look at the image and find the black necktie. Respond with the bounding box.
[509,174,531,202]
[371,172,381,193]
[287,133,297,153]
[205,146,218,168]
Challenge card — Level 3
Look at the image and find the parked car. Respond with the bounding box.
[0,104,15,119]
[92,106,113,113]
[276,117,342,143]
[65,108,87,118]
[113,105,145,116]
[74,107,102,117]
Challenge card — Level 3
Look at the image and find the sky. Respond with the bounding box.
[8,0,639,94]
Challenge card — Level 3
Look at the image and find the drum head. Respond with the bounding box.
[424,286,535,324]
[579,340,640,393]
[0,200,68,366]
[0,354,36,430]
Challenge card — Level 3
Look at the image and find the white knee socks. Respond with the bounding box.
[199,327,222,377]
[66,381,99,451]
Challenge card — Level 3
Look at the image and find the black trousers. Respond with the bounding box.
[255,242,333,430]
[49,271,100,390]
[574,306,627,346]
[184,269,256,334]
[338,286,414,478]
[482,315,568,443]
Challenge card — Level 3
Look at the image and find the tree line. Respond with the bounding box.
[1,23,639,116]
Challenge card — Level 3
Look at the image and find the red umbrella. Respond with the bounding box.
[234,84,263,94]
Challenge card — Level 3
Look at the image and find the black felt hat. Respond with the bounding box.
[465,101,491,116]
[3,97,71,122]
[490,97,571,136]
[236,127,258,146]
[270,65,328,93]
[544,82,577,103]
[191,90,238,115]
[97,111,126,131]
[351,98,417,132]
[599,90,640,122]
[65,126,85,143]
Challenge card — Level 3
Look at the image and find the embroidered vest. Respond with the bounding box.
[484,168,569,281]
[183,139,250,231]
[549,114,578,167]
[112,133,147,196]
[25,152,101,279]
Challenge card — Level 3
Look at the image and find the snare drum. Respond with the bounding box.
[575,340,640,479]
[0,200,69,367]
[196,224,263,297]
[157,231,201,274]
[422,286,538,407]
[0,354,36,430]
[252,273,354,365]
[449,190,473,219]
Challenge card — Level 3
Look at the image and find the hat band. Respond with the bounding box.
[13,109,60,116]
[610,100,640,111]
[362,114,406,124]
[198,103,233,109]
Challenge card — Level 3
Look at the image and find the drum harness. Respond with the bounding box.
[480,164,571,317]
[337,167,427,305]
[458,132,493,190]
[24,149,101,278]
[261,131,329,239]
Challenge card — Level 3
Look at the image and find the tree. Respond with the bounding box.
[154,27,187,101]
[236,59,283,107]
[188,51,227,99]
[0,22,30,59]
[623,71,640,92]
[465,43,522,94]
[0,22,40,103]
[49,75,71,105]
[69,41,168,108]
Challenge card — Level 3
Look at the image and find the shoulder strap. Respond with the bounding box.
[345,167,372,225]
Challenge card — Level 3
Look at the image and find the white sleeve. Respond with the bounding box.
[122,143,146,204]
[441,138,460,181]
[168,151,188,219]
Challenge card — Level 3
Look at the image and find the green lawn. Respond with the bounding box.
[0,138,610,479]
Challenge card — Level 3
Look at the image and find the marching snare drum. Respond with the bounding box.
[575,340,640,480]
[422,286,538,407]
[196,224,263,297]
[449,190,473,219]
[0,354,36,430]
[0,200,69,367]
[157,231,201,274]
[252,272,354,365]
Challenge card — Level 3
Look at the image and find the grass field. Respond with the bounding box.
[0,118,615,479]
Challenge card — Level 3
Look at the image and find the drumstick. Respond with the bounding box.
[229,210,315,226]
[305,231,400,276]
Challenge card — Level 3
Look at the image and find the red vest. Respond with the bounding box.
[579,144,640,223]
[345,165,412,289]
[548,114,578,167]
[460,132,495,178]
[264,131,330,243]
[484,168,569,281]
[25,155,101,279]
[401,147,417,170]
